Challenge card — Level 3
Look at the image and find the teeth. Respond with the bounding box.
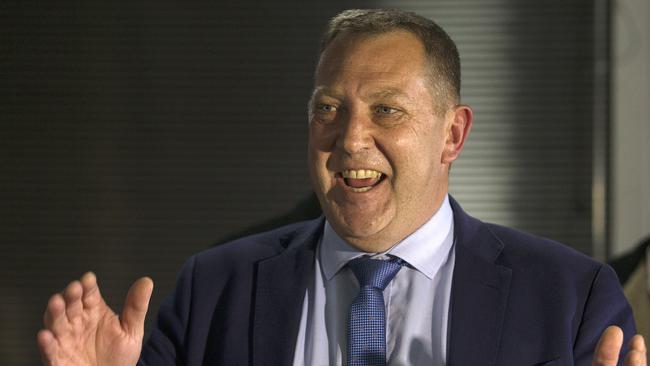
[350,186,373,193]
[341,169,382,179]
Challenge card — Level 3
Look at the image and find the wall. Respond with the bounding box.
[611,0,650,256]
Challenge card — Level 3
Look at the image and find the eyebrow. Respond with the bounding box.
[310,87,413,103]
[368,88,413,103]
[310,86,343,101]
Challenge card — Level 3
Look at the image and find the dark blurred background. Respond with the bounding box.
[2,0,648,364]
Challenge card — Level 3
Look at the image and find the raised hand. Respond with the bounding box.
[37,272,154,366]
[593,326,647,366]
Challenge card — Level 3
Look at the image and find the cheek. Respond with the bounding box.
[308,153,329,197]
[307,148,325,180]
[387,127,428,168]
[389,130,444,181]
[308,124,339,181]
[308,123,337,152]
[307,135,332,187]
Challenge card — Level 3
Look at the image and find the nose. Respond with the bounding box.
[336,111,374,154]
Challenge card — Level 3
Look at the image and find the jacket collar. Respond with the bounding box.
[252,217,324,366]
[446,196,512,366]
[251,195,513,366]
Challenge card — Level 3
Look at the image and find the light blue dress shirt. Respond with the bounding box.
[292,195,456,366]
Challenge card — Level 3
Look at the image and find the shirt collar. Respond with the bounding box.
[320,195,455,281]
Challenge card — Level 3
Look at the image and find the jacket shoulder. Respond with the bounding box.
[481,223,633,365]
[189,217,323,276]
[485,222,603,275]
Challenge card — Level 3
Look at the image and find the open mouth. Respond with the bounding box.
[337,169,386,192]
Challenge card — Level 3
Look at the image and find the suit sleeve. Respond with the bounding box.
[138,255,197,366]
[573,263,636,366]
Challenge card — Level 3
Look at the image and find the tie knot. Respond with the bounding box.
[348,257,403,291]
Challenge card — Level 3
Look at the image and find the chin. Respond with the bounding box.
[332,210,391,243]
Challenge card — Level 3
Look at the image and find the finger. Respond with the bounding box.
[121,277,154,337]
[43,293,69,336]
[63,280,84,323]
[624,335,647,366]
[629,334,646,353]
[36,329,58,366]
[80,271,103,309]
[593,325,624,366]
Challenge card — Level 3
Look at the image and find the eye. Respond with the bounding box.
[375,105,398,114]
[310,102,339,125]
[316,103,336,113]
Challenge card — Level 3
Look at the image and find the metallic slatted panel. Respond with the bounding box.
[382,0,596,253]
[1,1,596,364]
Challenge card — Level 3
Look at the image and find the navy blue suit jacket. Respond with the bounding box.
[139,198,635,365]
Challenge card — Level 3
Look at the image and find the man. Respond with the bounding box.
[37,9,646,366]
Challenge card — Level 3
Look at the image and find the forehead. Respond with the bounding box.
[314,30,430,93]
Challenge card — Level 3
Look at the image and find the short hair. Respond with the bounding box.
[319,9,461,106]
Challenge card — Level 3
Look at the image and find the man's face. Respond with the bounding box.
[308,30,471,252]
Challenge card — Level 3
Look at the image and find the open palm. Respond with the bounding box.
[37,272,153,366]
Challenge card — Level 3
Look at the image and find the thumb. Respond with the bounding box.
[593,325,624,366]
[121,277,154,337]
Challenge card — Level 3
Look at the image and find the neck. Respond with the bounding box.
[343,193,448,253]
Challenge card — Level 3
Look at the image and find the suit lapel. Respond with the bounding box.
[447,197,512,366]
[249,199,513,365]
[252,218,323,366]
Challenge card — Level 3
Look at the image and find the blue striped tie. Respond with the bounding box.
[347,257,403,366]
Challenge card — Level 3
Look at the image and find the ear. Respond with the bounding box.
[442,104,473,164]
